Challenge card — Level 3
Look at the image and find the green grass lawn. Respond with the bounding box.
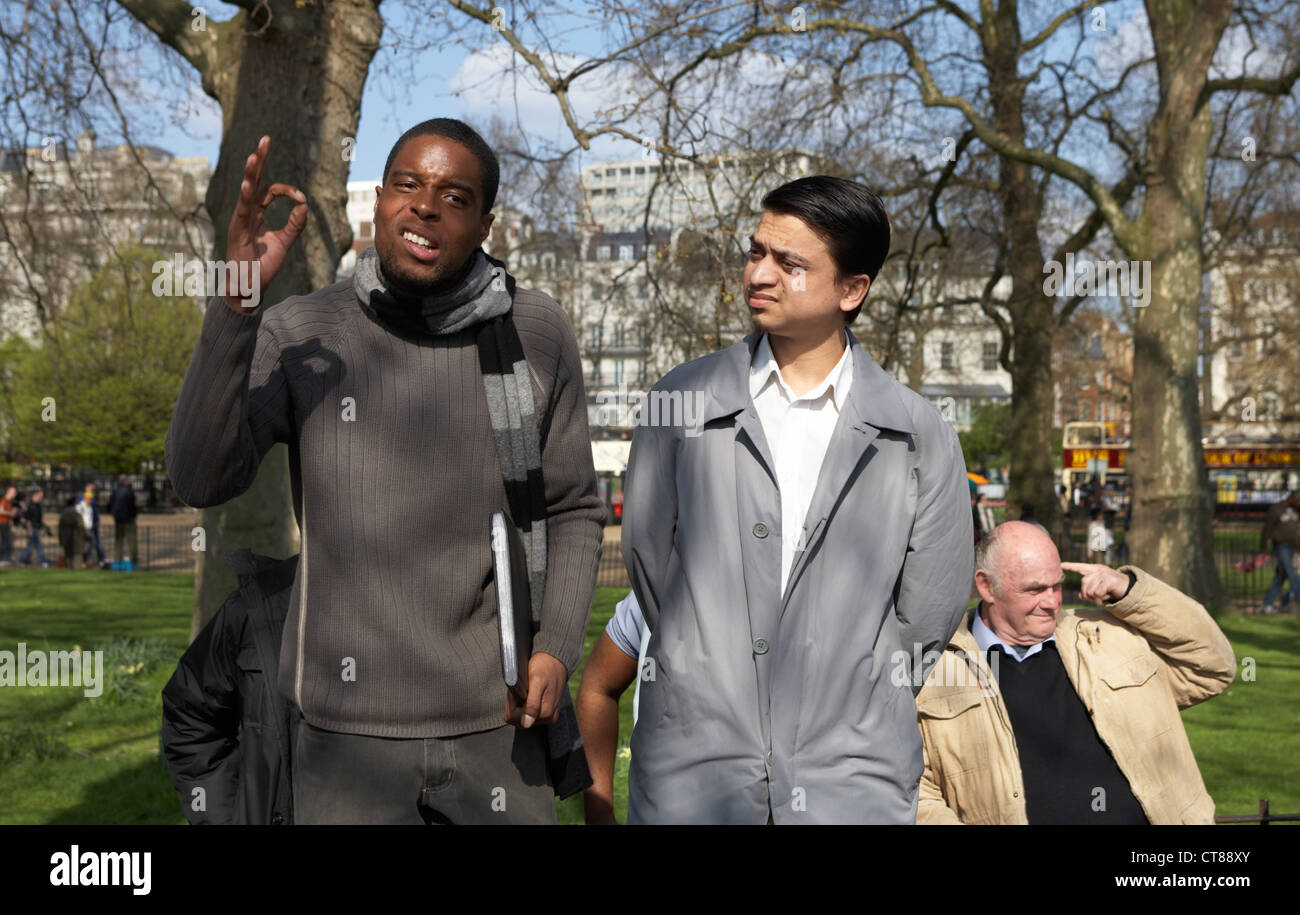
[0,569,193,824]
[0,569,1294,824]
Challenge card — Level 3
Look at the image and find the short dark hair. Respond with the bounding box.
[382,118,499,215]
[760,175,891,324]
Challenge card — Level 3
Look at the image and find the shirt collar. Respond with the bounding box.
[748,329,854,410]
[971,604,1054,663]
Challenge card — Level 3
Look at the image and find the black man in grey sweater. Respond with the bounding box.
[165,120,604,824]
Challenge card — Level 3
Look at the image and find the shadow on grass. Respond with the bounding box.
[44,751,183,825]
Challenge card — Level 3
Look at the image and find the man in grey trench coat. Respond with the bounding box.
[622,176,974,824]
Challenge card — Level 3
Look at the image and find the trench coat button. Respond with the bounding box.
[271,813,285,825]
[766,750,774,767]
[752,522,769,539]
[753,637,770,655]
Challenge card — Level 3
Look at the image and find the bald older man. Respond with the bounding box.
[915,521,1234,824]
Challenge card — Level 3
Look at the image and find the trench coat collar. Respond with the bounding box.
[701,329,917,436]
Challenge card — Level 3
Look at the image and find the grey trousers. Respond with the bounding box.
[292,719,557,825]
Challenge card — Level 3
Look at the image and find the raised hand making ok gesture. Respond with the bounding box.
[223,135,308,312]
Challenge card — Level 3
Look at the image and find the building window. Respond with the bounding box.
[360,221,372,239]
[614,359,625,385]
[982,341,998,372]
[940,342,955,370]
[619,244,634,261]
[1261,321,1278,356]
[1089,333,1103,360]
[596,245,610,260]
[605,168,615,177]
[590,324,603,350]
[1227,338,1244,361]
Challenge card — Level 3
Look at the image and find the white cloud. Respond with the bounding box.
[1211,22,1289,81]
[1093,6,1154,84]
[448,41,831,162]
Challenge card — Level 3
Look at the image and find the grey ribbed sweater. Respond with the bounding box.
[165,279,605,738]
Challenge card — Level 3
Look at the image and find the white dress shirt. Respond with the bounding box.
[971,605,1055,662]
[748,330,854,597]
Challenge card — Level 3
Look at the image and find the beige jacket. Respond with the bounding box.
[916,566,1235,824]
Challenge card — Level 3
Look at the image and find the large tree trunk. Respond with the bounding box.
[1005,315,1061,534]
[121,0,383,632]
[985,5,1062,540]
[1126,0,1228,607]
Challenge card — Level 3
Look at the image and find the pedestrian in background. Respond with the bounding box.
[16,489,52,568]
[108,474,139,564]
[1086,506,1113,563]
[1260,491,1300,615]
[0,485,16,565]
[58,496,83,569]
[1059,485,1072,549]
[78,484,107,569]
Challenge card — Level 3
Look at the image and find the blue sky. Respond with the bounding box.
[152,1,627,183]
[143,1,1277,199]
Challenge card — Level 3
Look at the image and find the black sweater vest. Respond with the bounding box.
[993,642,1148,824]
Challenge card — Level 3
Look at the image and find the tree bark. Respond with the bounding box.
[120,0,383,632]
[985,1,1062,539]
[1126,0,1230,606]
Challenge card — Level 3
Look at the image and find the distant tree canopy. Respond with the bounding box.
[959,402,1012,474]
[4,244,199,473]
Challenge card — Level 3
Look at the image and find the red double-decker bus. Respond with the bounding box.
[1061,421,1300,517]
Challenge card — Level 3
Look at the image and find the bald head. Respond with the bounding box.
[974,521,1063,646]
[975,521,1059,589]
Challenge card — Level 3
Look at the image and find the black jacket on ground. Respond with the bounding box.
[161,550,299,824]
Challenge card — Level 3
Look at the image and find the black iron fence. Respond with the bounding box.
[1215,799,1300,824]
[1060,524,1276,603]
[597,541,630,588]
[5,519,197,572]
[9,520,1286,605]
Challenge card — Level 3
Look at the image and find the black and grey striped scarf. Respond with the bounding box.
[475,312,547,628]
[475,290,591,798]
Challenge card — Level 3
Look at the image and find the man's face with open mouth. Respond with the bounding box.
[373,133,494,296]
